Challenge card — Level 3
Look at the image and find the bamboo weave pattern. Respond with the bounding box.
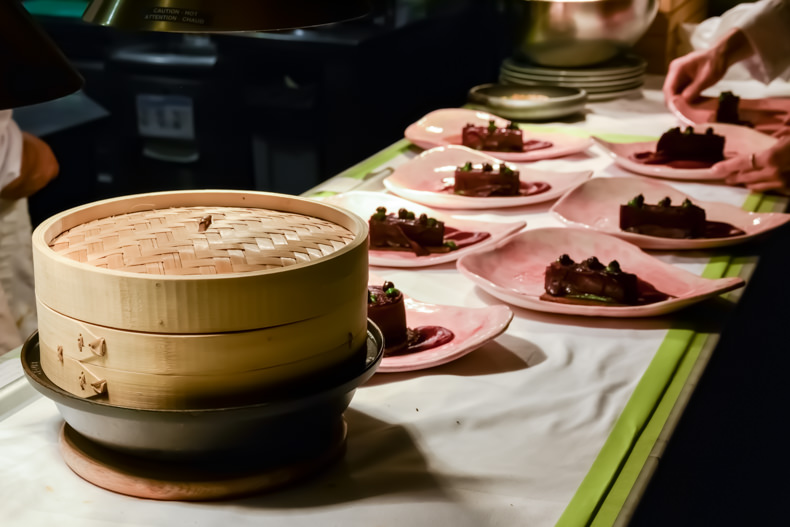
[49,206,355,275]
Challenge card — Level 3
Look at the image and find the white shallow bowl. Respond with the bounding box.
[668,94,790,136]
[593,122,778,180]
[404,108,593,162]
[456,227,744,318]
[550,176,790,249]
[383,145,592,209]
[467,83,587,121]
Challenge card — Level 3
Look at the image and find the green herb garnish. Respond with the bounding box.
[628,194,645,208]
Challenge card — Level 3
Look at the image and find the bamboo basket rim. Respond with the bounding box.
[33,189,368,283]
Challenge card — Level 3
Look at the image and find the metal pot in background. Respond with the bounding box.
[510,0,658,67]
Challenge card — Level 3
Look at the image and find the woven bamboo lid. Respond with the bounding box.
[33,190,369,333]
[48,205,356,275]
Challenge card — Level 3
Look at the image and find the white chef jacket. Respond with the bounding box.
[0,110,37,355]
[738,0,790,83]
[701,0,790,83]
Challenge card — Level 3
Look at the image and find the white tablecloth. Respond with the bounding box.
[0,76,783,527]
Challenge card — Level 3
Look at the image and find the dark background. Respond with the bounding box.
[20,0,513,227]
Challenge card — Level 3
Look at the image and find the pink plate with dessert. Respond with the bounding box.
[668,94,790,135]
[593,122,778,180]
[550,176,790,249]
[323,191,526,268]
[369,277,514,372]
[456,227,744,317]
[382,145,593,209]
[404,108,593,162]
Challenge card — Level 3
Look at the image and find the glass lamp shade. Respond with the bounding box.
[83,0,371,32]
[0,1,84,110]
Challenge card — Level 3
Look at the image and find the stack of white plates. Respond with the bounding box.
[499,54,647,102]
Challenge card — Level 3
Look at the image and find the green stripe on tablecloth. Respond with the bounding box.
[557,189,784,527]
[304,139,414,197]
[520,124,657,144]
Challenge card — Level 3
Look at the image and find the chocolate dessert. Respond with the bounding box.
[369,206,492,256]
[716,91,752,126]
[543,255,670,306]
[619,194,746,239]
[367,281,455,357]
[632,126,726,168]
[620,194,706,239]
[655,126,725,163]
[462,120,524,152]
[369,207,451,256]
[368,281,409,353]
[454,161,520,197]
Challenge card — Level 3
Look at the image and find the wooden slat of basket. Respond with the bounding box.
[37,292,367,374]
[39,336,359,410]
[33,191,369,333]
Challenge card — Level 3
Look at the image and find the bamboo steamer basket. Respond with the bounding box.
[32,190,369,409]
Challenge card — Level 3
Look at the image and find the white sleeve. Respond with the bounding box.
[0,110,23,192]
[737,0,790,83]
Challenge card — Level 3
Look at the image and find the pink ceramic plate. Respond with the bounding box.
[593,122,778,180]
[382,145,593,209]
[404,108,593,162]
[550,176,790,249]
[668,94,790,135]
[323,191,526,268]
[370,278,514,373]
[456,227,744,317]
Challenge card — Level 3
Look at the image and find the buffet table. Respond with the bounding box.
[1,75,788,527]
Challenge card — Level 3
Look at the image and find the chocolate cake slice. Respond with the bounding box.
[655,126,725,163]
[368,281,408,353]
[620,194,706,239]
[544,255,639,305]
[462,120,524,152]
[716,91,752,126]
[369,207,452,256]
[454,161,520,197]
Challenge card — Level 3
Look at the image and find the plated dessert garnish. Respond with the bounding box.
[542,254,671,306]
[620,194,745,239]
[716,91,753,127]
[462,120,552,153]
[368,206,490,257]
[367,281,454,357]
[450,161,551,198]
[631,126,725,168]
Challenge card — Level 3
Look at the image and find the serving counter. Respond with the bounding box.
[1,75,787,526]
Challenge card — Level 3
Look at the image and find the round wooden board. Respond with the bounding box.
[58,420,347,501]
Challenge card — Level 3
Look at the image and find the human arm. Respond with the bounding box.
[0,110,59,200]
[0,131,59,200]
[662,27,755,103]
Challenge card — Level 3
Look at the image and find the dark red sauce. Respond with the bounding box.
[631,151,716,169]
[541,278,672,307]
[522,139,553,152]
[384,326,455,357]
[626,221,745,239]
[440,180,551,197]
[444,226,491,248]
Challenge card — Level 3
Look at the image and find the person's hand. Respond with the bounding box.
[662,28,754,104]
[0,132,59,200]
[663,48,730,103]
[712,133,790,193]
